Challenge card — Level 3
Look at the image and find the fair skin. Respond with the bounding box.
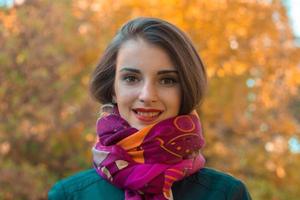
[113,38,182,130]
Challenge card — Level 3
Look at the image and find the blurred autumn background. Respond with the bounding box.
[1,0,300,199]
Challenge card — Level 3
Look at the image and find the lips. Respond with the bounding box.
[132,108,163,122]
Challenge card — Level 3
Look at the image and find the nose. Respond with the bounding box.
[138,80,158,103]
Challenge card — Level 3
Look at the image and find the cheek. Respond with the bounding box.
[163,88,181,112]
[114,89,131,118]
[114,80,126,101]
[114,85,137,106]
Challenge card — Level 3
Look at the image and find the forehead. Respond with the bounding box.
[116,38,175,71]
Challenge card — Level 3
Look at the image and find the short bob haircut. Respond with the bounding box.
[90,17,207,114]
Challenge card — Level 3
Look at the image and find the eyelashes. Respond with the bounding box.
[160,77,178,85]
[121,74,140,84]
[120,73,179,86]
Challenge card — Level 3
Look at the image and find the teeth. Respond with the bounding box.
[136,111,160,117]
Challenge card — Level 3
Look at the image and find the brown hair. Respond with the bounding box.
[90,17,207,114]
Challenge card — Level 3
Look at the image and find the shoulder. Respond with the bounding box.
[48,169,101,200]
[197,167,247,190]
[199,168,251,193]
[173,167,252,200]
[48,169,123,200]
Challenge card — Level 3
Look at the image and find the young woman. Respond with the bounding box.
[48,17,251,200]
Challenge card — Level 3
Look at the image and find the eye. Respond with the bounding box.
[122,75,139,83]
[160,77,178,85]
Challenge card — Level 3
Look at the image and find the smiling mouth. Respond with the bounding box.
[132,108,162,122]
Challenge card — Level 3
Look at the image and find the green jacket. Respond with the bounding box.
[48,168,251,200]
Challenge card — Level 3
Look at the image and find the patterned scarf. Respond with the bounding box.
[92,105,205,200]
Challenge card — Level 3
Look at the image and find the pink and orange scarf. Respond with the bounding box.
[92,106,205,200]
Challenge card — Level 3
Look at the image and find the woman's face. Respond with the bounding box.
[113,38,181,130]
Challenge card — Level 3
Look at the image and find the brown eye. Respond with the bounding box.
[122,75,139,83]
[160,77,178,85]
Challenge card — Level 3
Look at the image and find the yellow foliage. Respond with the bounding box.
[0,8,19,35]
[276,166,286,178]
[287,68,300,86]
[222,60,248,76]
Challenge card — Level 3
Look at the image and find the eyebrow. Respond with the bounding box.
[119,67,178,75]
